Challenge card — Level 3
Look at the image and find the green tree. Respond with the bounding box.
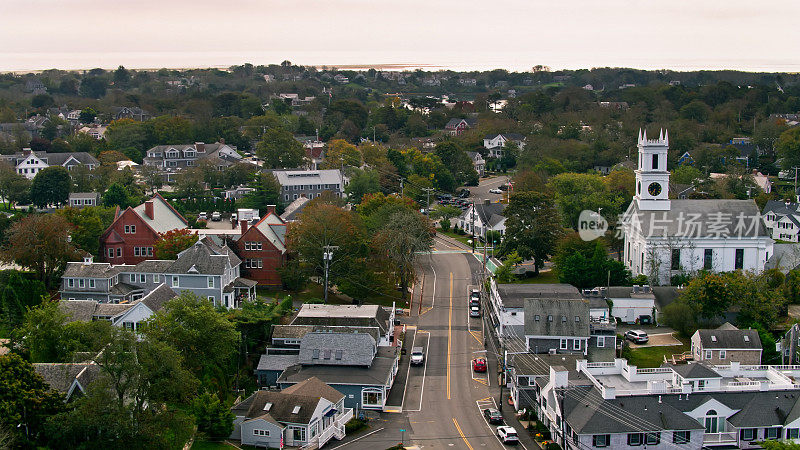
[153,229,199,260]
[322,139,361,169]
[30,166,71,208]
[374,209,433,300]
[0,353,66,445]
[548,172,613,229]
[78,107,97,123]
[256,128,305,169]
[240,172,283,213]
[777,126,800,170]
[148,115,193,144]
[175,167,206,198]
[0,270,47,331]
[57,206,115,256]
[672,165,704,185]
[434,141,478,186]
[2,214,81,287]
[105,119,148,162]
[680,272,736,323]
[0,162,31,208]
[102,182,133,209]
[345,168,381,204]
[498,191,564,274]
[191,391,235,438]
[553,236,630,289]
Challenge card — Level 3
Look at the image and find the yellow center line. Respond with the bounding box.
[447,271,453,400]
[452,418,474,450]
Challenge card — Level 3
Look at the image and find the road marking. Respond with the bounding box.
[474,398,529,450]
[469,330,483,345]
[447,271,453,400]
[452,418,473,450]
[402,331,430,413]
[327,427,385,450]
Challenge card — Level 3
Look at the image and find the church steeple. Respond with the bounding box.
[634,128,671,211]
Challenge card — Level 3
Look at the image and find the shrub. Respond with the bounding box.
[345,418,368,434]
[440,218,451,232]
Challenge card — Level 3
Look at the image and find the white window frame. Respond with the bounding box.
[68,278,74,288]
[172,276,179,287]
[705,350,712,360]
[89,279,95,288]
[253,429,270,437]
[560,339,568,350]
[207,277,214,288]
[719,350,726,360]
[130,274,135,283]
[573,339,581,350]
[79,278,85,288]
[108,248,114,258]
[597,336,605,348]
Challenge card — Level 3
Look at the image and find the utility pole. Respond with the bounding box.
[422,187,435,211]
[323,245,338,303]
[471,201,476,252]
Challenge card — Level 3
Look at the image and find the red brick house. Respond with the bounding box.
[233,205,286,286]
[100,193,188,265]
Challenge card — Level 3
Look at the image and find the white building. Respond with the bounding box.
[482,133,525,158]
[457,201,506,239]
[621,129,773,284]
[762,200,800,242]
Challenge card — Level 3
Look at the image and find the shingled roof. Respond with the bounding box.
[696,325,761,350]
[524,297,589,337]
[231,377,344,425]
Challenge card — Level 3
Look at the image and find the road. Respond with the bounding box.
[468,176,510,202]
[336,237,527,450]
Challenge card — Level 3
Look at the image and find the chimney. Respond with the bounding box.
[219,138,225,144]
[550,365,569,389]
[144,201,154,220]
[195,142,205,153]
[240,220,248,235]
[267,204,276,215]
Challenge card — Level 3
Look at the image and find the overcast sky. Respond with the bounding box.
[2,0,799,72]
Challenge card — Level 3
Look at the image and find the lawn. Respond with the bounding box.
[624,336,690,368]
[438,230,473,247]
[190,439,238,450]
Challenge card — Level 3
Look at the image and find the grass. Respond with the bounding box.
[623,336,690,368]
[438,230,474,247]
[190,439,238,450]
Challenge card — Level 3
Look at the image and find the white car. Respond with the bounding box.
[410,347,425,365]
[211,211,222,221]
[198,212,208,221]
[489,188,503,194]
[497,426,519,445]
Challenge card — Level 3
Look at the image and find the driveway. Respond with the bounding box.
[628,332,683,348]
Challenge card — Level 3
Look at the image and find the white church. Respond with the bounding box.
[621,129,773,284]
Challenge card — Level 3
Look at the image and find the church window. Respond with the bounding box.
[652,154,658,170]
[735,249,744,270]
[704,249,713,270]
[671,249,681,270]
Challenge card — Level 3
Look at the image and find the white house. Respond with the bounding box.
[465,151,485,177]
[457,201,506,239]
[621,129,773,284]
[762,200,800,242]
[0,150,99,179]
[58,283,177,331]
[482,133,525,158]
[585,286,656,324]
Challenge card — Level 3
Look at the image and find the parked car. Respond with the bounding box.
[498,184,509,191]
[198,212,208,221]
[484,408,503,424]
[470,305,481,318]
[410,347,425,365]
[625,329,649,344]
[472,357,487,372]
[458,189,470,198]
[211,211,222,221]
[231,213,238,221]
[489,188,503,194]
[497,426,519,444]
[470,289,480,301]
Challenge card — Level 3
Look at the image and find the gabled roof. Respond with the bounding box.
[461,202,506,226]
[695,326,761,350]
[496,283,579,309]
[628,199,770,238]
[292,304,390,334]
[671,362,722,379]
[33,363,102,400]
[249,212,287,252]
[524,297,589,337]
[58,300,101,322]
[63,261,122,278]
[281,197,310,222]
[167,237,240,275]
[298,332,377,366]
[131,193,188,233]
[231,377,344,425]
[132,282,177,312]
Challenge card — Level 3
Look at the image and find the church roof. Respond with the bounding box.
[627,199,770,239]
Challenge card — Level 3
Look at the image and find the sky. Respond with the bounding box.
[2,0,800,72]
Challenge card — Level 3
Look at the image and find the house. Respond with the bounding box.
[0,149,99,179]
[766,243,800,274]
[68,192,101,209]
[223,185,255,200]
[304,146,325,170]
[230,377,352,449]
[691,323,762,365]
[523,297,615,360]
[465,151,485,177]
[233,205,286,286]
[621,130,773,284]
[585,285,656,324]
[25,79,47,94]
[487,279,579,339]
[534,359,800,450]
[457,200,506,239]
[143,142,242,182]
[100,193,188,265]
[270,169,345,202]
[782,323,800,364]
[78,125,107,140]
[289,304,395,346]
[598,101,630,110]
[111,106,151,121]
[677,150,695,166]
[63,238,255,308]
[33,362,101,402]
[280,197,310,222]
[728,137,760,165]
[276,334,400,411]
[58,282,177,331]
[483,133,525,158]
[444,118,476,136]
[762,200,800,243]
[333,74,349,83]
[506,353,586,410]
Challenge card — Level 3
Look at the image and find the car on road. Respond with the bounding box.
[488,188,503,194]
[410,347,425,365]
[497,426,519,445]
[211,211,222,221]
[470,305,481,318]
[625,329,649,344]
[470,289,480,300]
[472,357,487,372]
[484,408,503,424]
[198,212,208,221]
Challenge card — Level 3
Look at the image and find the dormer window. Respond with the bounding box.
[292,406,301,414]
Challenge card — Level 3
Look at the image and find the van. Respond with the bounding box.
[410,347,425,365]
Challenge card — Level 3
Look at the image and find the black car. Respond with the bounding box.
[458,189,470,198]
[484,408,503,424]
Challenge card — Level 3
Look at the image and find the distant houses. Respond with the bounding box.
[482,133,525,158]
[270,169,345,202]
[0,149,99,179]
[143,142,242,183]
[457,200,506,239]
[444,118,476,136]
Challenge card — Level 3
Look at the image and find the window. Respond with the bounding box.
[89,279,95,288]
[116,248,121,257]
[766,427,780,440]
[719,350,726,359]
[108,248,114,258]
[698,379,706,390]
[147,247,153,256]
[671,248,681,270]
[79,278,85,288]
[575,316,580,322]
[134,247,140,257]
[153,274,160,283]
[335,350,343,360]
[573,339,581,350]
[705,350,712,360]
[312,349,320,359]
[172,276,179,287]
[627,432,646,446]
[130,274,135,283]
[323,349,331,359]
[547,315,553,322]
[652,154,658,170]
[645,432,660,445]
[672,430,690,444]
[740,428,756,441]
[534,315,540,321]
[703,249,713,270]
[560,339,568,349]
[207,277,214,288]
[597,336,605,348]
[207,296,215,304]
[787,428,799,439]
[67,278,74,288]
[735,248,744,270]
[253,429,270,437]
[592,434,609,447]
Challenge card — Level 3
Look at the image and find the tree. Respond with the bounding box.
[148,115,193,144]
[57,206,115,256]
[241,172,283,213]
[142,292,239,387]
[553,236,631,289]
[30,166,71,208]
[2,214,80,287]
[374,209,433,299]
[548,172,614,229]
[0,270,47,330]
[679,272,736,323]
[777,126,800,170]
[191,391,235,438]
[660,301,698,337]
[498,191,564,274]
[0,353,66,445]
[153,229,199,260]
[345,168,381,204]
[322,139,361,169]
[255,128,305,169]
[671,165,703,185]
[105,119,148,162]
[139,164,163,193]
[0,162,30,208]
[434,141,477,186]
[102,182,133,209]
[78,107,97,123]
[175,167,206,198]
